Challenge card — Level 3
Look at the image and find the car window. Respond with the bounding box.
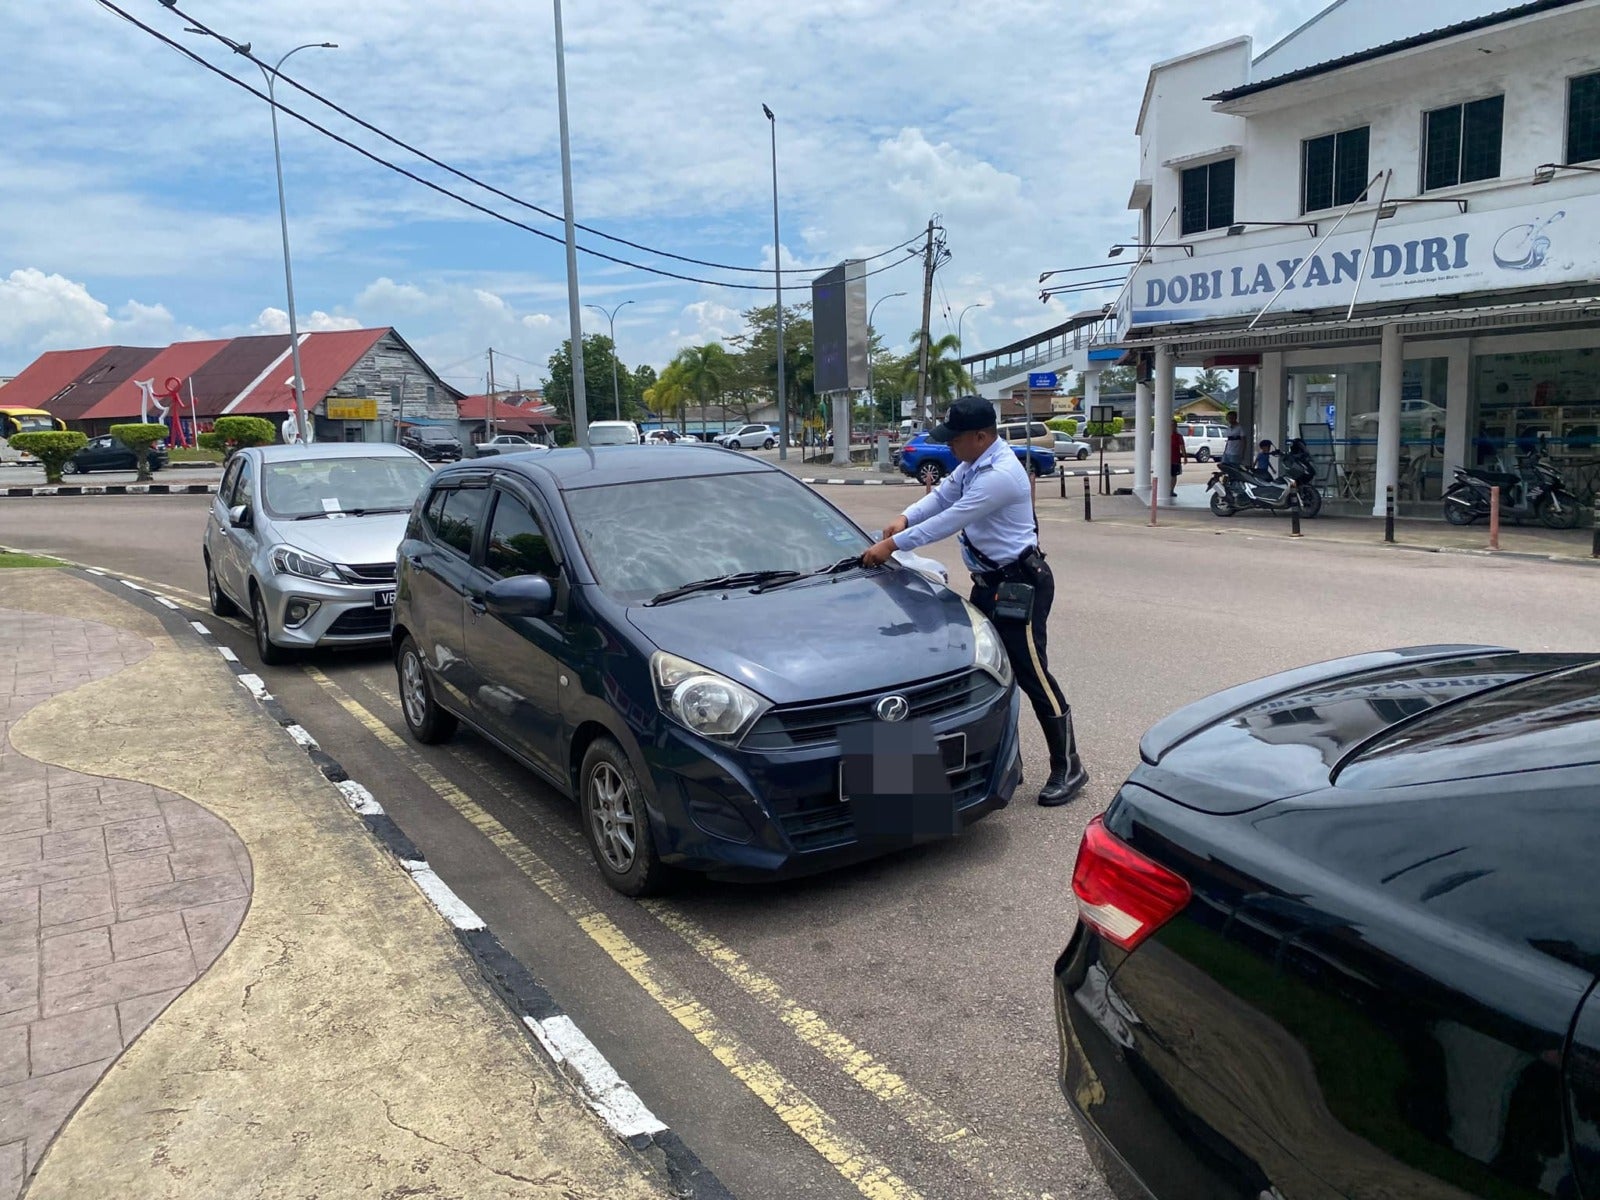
[424,486,489,557]
[219,458,243,505]
[563,472,868,602]
[485,491,559,580]
[234,460,255,510]
[1029,423,1049,438]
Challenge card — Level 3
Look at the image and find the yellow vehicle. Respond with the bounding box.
[0,407,67,437]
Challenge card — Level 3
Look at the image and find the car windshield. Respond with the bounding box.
[589,425,636,445]
[563,472,870,602]
[9,415,58,434]
[415,428,455,443]
[261,456,434,519]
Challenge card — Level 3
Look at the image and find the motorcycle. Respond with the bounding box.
[1208,451,1322,518]
[1442,455,1582,530]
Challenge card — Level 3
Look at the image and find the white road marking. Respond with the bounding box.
[528,1015,668,1139]
[285,724,319,749]
[399,860,485,931]
[189,620,211,636]
[217,646,239,663]
[118,579,145,592]
[154,596,181,610]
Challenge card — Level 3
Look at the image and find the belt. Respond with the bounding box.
[974,546,1043,585]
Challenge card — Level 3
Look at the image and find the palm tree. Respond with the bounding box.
[673,343,732,434]
[907,331,972,411]
[644,363,691,433]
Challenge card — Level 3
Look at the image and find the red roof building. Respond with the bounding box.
[456,391,558,436]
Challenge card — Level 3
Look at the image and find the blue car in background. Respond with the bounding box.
[897,433,1055,486]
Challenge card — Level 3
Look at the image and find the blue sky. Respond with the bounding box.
[1,0,1328,389]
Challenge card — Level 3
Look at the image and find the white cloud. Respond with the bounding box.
[0,268,197,357]
[252,307,363,334]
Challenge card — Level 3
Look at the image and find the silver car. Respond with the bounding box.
[203,443,435,664]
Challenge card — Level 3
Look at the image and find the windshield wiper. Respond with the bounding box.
[750,556,865,593]
[646,569,803,606]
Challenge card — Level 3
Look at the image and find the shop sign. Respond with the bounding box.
[1126,191,1600,330]
[327,399,378,421]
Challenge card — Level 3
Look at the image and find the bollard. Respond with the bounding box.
[1101,462,1110,496]
[1489,486,1501,551]
[1289,482,1303,538]
[1058,464,1066,500]
[1148,481,1158,527]
[1593,527,1600,559]
[1083,477,1092,522]
[1384,484,1395,544]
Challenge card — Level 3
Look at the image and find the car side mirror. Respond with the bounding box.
[228,504,251,529]
[484,574,555,619]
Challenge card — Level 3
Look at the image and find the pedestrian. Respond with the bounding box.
[1253,439,1276,476]
[1169,419,1187,498]
[1222,410,1245,465]
[862,396,1087,806]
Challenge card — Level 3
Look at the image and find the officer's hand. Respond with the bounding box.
[862,538,898,568]
[881,515,909,539]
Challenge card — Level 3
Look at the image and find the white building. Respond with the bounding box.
[1117,0,1600,514]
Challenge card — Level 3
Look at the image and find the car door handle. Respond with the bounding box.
[406,554,423,568]
[467,596,487,616]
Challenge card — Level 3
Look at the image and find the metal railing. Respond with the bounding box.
[966,318,1119,386]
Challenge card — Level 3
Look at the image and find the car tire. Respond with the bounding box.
[250,585,292,667]
[579,737,666,897]
[1195,447,1212,463]
[397,635,457,744]
[916,461,945,486]
[728,439,742,451]
[205,554,238,618]
[61,459,80,475]
[1076,447,1090,460]
[763,438,775,449]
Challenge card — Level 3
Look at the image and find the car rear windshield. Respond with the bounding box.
[261,456,434,519]
[562,472,869,602]
[589,425,637,445]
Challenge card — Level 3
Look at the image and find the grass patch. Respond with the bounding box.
[0,552,63,569]
[168,447,223,464]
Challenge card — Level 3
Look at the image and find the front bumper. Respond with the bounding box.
[258,572,394,649]
[636,680,1021,880]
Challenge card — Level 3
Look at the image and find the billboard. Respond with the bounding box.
[812,259,868,394]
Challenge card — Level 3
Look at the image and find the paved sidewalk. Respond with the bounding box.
[0,569,671,1200]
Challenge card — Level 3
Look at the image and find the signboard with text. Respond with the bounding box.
[1028,372,1058,389]
[326,399,378,421]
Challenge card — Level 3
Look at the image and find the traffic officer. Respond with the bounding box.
[862,396,1087,806]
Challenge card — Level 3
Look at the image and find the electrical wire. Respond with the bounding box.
[137,0,929,279]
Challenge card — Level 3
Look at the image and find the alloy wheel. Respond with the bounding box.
[588,762,637,872]
[401,650,428,730]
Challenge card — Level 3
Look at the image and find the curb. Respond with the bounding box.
[75,568,734,1200]
[798,466,1135,486]
[3,483,219,498]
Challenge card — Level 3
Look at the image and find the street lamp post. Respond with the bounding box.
[585,300,634,421]
[188,33,336,444]
[553,0,590,448]
[762,104,787,460]
[956,301,985,361]
[866,291,907,418]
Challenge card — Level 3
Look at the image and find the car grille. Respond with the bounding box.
[339,562,397,584]
[326,608,392,637]
[774,747,998,853]
[743,670,1001,750]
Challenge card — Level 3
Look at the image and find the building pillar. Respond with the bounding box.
[1373,323,1404,517]
[1153,346,1175,501]
[832,394,851,465]
[1084,368,1101,418]
[1259,353,1286,451]
[1236,368,1257,443]
[1444,338,1472,478]
[1134,377,1153,493]
[1288,373,1309,441]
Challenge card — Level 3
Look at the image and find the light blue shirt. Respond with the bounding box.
[893,437,1036,572]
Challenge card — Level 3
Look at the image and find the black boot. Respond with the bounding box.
[1038,711,1088,807]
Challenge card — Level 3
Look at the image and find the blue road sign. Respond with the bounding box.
[1028,372,1058,389]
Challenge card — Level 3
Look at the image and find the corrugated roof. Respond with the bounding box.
[1209,0,1585,102]
[225,328,388,415]
[457,392,556,423]
[80,339,230,421]
[44,347,165,421]
[0,346,116,413]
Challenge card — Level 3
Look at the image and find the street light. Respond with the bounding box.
[866,291,906,416]
[956,302,985,360]
[762,103,787,460]
[585,300,634,420]
[188,30,335,443]
[1108,242,1194,258]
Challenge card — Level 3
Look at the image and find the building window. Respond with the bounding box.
[1180,159,1234,235]
[355,384,367,399]
[426,385,436,405]
[389,383,400,405]
[1301,126,1370,212]
[1423,95,1503,191]
[1568,70,1600,164]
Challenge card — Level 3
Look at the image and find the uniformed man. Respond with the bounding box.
[862,396,1088,806]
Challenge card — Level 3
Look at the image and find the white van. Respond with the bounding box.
[588,420,642,446]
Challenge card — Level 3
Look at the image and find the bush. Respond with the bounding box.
[110,423,171,482]
[1046,418,1071,434]
[8,431,87,484]
[201,416,278,461]
[1083,417,1126,438]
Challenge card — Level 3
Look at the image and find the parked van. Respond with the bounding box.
[996,420,1056,450]
[588,420,642,446]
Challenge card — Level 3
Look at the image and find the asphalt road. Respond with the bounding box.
[4,486,1596,1200]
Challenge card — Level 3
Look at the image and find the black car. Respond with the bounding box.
[1055,645,1600,1200]
[392,446,1021,894]
[401,425,463,462]
[63,434,169,474]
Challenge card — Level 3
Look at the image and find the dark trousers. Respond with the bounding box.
[969,557,1068,733]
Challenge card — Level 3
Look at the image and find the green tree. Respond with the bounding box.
[726,302,815,440]
[674,343,733,433]
[198,415,276,461]
[1081,365,1137,395]
[544,334,643,426]
[907,331,971,410]
[109,422,170,482]
[643,361,692,433]
[9,431,87,484]
[1187,367,1231,396]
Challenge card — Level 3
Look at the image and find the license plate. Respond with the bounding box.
[374,589,396,610]
[839,732,966,802]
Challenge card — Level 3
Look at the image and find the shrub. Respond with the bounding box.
[202,416,278,461]
[109,423,170,482]
[8,431,87,484]
[1084,417,1126,438]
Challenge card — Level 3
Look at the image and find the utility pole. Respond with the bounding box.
[554,0,589,448]
[487,348,497,440]
[915,218,936,426]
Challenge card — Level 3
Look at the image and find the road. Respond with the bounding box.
[4,485,1596,1200]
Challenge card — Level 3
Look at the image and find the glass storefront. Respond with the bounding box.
[1470,346,1600,505]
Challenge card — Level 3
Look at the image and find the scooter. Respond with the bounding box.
[1208,452,1322,518]
[1442,455,1582,529]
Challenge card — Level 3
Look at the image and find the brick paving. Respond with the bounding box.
[0,608,250,1197]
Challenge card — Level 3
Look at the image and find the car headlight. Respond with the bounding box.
[962,599,1012,686]
[652,652,771,743]
[269,545,342,582]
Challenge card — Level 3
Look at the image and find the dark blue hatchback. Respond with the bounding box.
[392,446,1021,894]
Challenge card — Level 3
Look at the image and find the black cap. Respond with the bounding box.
[929,395,996,443]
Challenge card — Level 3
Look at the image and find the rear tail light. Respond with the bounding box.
[1071,816,1191,952]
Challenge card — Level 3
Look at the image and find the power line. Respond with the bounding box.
[137,0,928,279]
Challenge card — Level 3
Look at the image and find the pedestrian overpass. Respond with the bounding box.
[960,309,1124,407]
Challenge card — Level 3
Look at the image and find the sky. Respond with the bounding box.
[0,0,1332,392]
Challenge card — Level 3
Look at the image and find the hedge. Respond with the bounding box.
[109,423,171,482]
[1083,417,1125,437]
[8,431,87,484]
[199,415,277,460]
